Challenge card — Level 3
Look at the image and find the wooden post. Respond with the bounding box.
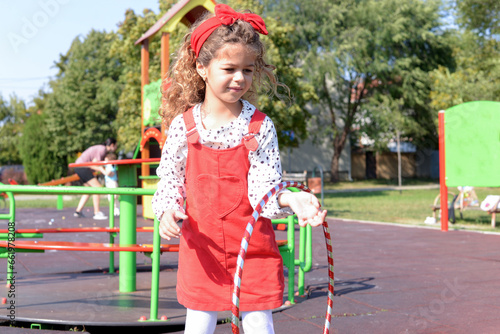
[438,110,448,232]
[160,32,170,141]
[141,40,150,177]
[161,32,169,80]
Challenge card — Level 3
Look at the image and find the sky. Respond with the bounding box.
[0,0,160,106]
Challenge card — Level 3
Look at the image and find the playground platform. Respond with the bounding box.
[1,206,500,333]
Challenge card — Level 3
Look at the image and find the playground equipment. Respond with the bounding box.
[134,0,216,218]
[231,181,333,334]
[38,174,80,186]
[69,157,161,291]
[0,185,159,288]
[0,184,314,325]
[0,185,171,323]
[438,101,500,230]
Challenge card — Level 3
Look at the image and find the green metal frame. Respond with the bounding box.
[0,184,313,321]
[0,185,165,321]
[271,187,313,304]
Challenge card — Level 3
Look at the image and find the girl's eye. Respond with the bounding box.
[244,69,254,73]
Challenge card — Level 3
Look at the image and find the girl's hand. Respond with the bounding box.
[278,192,327,227]
[159,210,188,240]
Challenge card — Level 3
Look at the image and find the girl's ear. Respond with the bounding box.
[196,62,206,80]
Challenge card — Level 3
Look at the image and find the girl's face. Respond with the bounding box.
[197,43,256,106]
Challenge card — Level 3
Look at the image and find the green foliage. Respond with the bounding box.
[263,0,454,180]
[0,94,28,165]
[110,1,187,153]
[454,0,500,37]
[18,106,67,184]
[258,18,318,147]
[430,1,500,112]
[44,30,122,161]
[110,9,160,153]
[430,32,500,111]
[223,0,317,147]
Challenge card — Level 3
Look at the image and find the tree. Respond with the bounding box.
[0,94,28,165]
[223,0,318,147]
[454,0,499,37]
[109,6,169,153]
[430,1,500,111]
[430,32,500,111]
[44,30,122,162]
[18,91,68,184]
[264,0,453,181]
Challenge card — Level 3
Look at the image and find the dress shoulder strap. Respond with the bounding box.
[183,107,200,144]
[243,109,267,151]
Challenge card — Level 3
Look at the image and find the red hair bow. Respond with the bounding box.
[191,4,268,57]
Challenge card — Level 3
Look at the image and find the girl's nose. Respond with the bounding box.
[233,71,244,81]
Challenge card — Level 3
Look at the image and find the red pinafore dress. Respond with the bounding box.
[176,107,284,312]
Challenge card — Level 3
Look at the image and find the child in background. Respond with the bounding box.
[104,152,119,216]
[152,4,326,334]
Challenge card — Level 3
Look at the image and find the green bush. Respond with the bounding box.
[18,112,67,184]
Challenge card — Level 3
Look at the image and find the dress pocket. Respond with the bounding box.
[195,174,244,218]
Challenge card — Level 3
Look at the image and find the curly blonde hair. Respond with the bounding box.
[160,10,283,127]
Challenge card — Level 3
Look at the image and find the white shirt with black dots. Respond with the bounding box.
[152,100,293,221]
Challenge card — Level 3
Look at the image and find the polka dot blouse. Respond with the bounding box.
[152,100,293,221]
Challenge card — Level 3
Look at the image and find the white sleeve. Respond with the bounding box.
[152,116,188,220]
[247,116,294,219]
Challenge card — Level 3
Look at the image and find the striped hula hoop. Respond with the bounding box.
[231,181,334,334]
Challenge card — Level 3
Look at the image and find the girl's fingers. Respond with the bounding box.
[310,194,321,208]
[298,209,327,227]
[159,211,185,240]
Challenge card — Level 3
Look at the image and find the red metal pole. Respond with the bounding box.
[438,110,448,232]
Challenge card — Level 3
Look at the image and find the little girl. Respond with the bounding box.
[104,152,119,216]
[152,4,326,334]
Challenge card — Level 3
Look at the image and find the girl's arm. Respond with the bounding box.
[248,116,327,226]
[247,117,294,219]
[152,116,188,234]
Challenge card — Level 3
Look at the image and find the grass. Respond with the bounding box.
[322,178,438,190]
[321,186,500,233]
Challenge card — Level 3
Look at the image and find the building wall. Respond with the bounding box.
[351,152,419,179]
[279,136,351,181]
[351,153,366,179]
[377,152,416,179]
[414,149,439,179]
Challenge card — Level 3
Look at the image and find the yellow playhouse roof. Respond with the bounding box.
[135,0,215,45]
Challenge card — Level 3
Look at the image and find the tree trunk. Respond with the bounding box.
[330,149,340,183]
[326,77,362,183]
[330,128,349,183]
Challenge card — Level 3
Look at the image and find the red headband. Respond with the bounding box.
[190,4,268,57]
